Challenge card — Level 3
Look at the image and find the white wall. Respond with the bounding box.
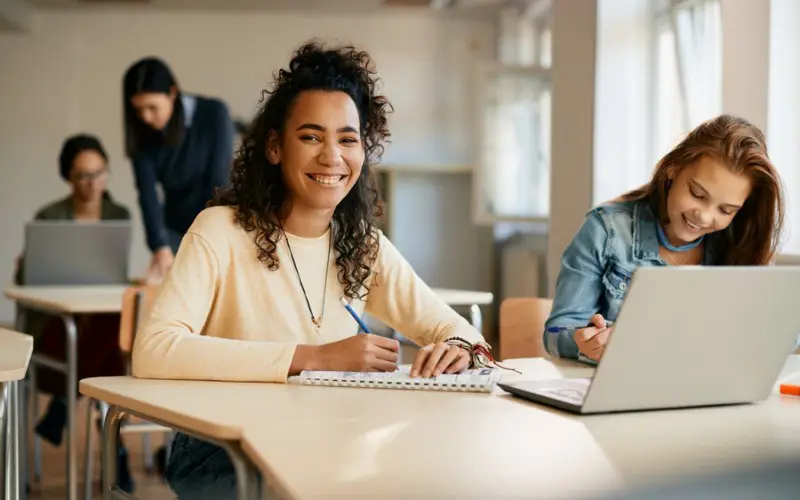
[0,6,494,324]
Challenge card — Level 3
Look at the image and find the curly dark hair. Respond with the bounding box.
[210,41,393,300]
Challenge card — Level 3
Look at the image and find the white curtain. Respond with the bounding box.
[768,0,800,253]
[672,0,722,127]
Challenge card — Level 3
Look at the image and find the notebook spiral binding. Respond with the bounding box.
[289,368,502,393]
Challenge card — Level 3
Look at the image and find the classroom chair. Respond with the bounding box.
[498,297,552,360]
[83,285,172,499]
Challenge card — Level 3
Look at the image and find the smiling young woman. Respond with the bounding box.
[543,114,785,362]
[131,41,495,499]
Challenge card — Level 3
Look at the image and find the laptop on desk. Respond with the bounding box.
[23,221,132,286]
[498,266,800,414]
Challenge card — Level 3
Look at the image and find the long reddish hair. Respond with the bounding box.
[619,115,784,265]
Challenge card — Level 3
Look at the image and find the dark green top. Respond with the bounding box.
[33,191,130,222]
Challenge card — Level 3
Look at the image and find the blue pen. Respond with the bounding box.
[547,320,614,333]
[340,297,372,334]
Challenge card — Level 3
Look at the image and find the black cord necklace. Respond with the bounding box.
[281,223,332,330]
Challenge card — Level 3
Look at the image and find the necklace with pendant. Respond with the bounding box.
[282,224,332,330]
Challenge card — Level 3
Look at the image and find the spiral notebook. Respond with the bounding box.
[288,366,503,393]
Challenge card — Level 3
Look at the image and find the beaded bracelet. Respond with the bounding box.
[444,336,522,374]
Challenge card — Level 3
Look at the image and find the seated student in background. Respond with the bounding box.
[14,133,135,491]
[544,115,784,362]
[132,41,495,499]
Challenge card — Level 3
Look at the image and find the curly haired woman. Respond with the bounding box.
[132,41,493,498]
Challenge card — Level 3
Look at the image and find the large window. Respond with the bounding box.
[653,0,722,162]
[594,0,721,204]
[473,3,552,223]
[769,0,800,253]
[653,13,684,162]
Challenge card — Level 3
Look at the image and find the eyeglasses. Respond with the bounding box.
[71,168,108,183]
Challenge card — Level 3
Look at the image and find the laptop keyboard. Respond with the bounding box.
[544,386,588,404]
[541,379,591,405]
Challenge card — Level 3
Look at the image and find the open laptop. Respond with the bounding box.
[498,266,800,414]
[23,221,132,286]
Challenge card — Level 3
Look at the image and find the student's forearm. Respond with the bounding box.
[133,329,297,383]
[133,159,169,251]
[139,195,169,252]
[543,327,580,359]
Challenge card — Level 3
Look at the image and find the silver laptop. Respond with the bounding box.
[498,266,800,414]
[23,221,132,286]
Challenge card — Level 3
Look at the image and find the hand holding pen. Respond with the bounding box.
[573,314,614,362]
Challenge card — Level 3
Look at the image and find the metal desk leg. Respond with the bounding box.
[29,363,40,484]
[227,445,261,500]
[101,405,261,500]
[1,382,6,493]
[100,406,124,500]
[469,304,483,332]
[3,379,21,500]
[14,307,35,493]
[13,379,22,500]
[18,374,27,500]
[62,314,79,500]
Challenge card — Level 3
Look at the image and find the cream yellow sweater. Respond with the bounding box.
[132,206,486,383]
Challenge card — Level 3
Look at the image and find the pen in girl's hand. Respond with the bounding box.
[547,321,614,333]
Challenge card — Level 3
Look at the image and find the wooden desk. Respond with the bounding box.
[3,285,128,500]
[1,329,33,500]
[240,356,800,499]
[4,285,129,314]
[81,355,800,500]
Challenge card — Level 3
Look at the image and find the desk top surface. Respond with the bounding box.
[4,285,128,314]
[432,288,493,306]
[0,328,33,382]
[3,285,489,313]
[80,355,800,500]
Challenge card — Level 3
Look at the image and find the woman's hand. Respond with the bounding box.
[410,342,471,378]
[144,246,175,284]
[299,334,400,374]
[573,314,614,361]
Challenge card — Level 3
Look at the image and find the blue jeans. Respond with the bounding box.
[165,432,236,499]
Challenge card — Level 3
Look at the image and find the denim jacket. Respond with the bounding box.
[544,200,722,359]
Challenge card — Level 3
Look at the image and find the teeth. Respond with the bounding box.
[684,216,704,230]
[309,174,344,185]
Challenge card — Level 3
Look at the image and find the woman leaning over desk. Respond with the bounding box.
[132,41,498,499]
[123,57,235,283]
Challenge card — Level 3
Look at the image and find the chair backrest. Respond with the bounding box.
[499,297,553,360]
[118,285,158,354]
